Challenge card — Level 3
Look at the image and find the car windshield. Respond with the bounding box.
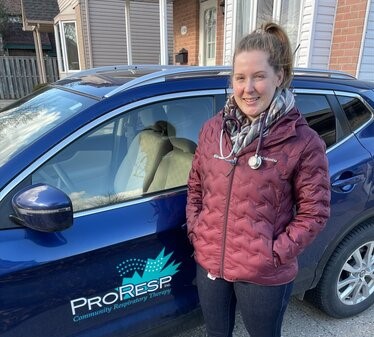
[0,87,96,167]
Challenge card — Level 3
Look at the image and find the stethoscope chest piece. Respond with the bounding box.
[248,154,262,170]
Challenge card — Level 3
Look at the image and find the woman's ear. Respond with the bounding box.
[276,68,284,87]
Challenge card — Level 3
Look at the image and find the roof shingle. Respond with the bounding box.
[22,0,59,23]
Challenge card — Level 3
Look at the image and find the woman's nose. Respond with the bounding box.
[244,79,255,92]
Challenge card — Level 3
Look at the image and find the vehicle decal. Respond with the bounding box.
[70,247,180,322]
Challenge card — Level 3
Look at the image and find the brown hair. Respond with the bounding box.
[233,22,294,88]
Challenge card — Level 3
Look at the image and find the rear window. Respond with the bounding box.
[295,94,336,148]
[337,95,372,131]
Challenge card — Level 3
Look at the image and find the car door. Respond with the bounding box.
[0,91,225,337]
[293,90,374,292]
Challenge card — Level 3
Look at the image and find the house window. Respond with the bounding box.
[279,0,302,53]
[199,0,217,66]
[235,0,301,55]
[55,21,80,73]
[205,8,217,61]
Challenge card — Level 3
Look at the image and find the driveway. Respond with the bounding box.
[173,297,374,337]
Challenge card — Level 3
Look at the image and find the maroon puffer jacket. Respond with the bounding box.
[186,107,331,285]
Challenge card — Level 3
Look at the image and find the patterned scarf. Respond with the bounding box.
[222,88,295,154]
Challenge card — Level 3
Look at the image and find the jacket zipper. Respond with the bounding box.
[220,157,238,278]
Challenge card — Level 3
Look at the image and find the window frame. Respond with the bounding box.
[0,89,226,228]
[199,0,217,66]
[233,0,302,60]
[54,20,81,74]
[293,88,360,149]
[335,91,374,134]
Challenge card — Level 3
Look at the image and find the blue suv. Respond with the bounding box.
[1,66,374,337]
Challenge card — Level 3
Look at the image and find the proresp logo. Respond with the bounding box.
[70,248,180,322]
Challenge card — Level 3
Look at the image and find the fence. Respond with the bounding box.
[0,56,59,99]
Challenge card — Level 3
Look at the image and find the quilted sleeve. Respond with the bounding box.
[273,133,331,265]
[186,127,205,242]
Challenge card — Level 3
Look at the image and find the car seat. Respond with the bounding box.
[147,105,197,192]
[113,107,172,197]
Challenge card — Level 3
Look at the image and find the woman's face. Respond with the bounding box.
[232,50,284,121]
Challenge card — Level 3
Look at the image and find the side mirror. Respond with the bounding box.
[11,184,73,232]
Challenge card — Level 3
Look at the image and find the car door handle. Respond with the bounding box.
[331,174,365,192]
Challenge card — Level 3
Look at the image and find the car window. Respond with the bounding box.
[31,96,213,212]
[0,88,95,167]
[337,95,372,131]
[295,94,336,148]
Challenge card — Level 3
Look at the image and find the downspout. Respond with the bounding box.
[356,0,371,78]
[54,23,64,75]
[125,0,132,65]
[159,0,168,65]
[85,0,93,68]
[33,26,47,83]
[328,0,338,70]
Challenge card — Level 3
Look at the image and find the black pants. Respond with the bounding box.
[196,264,293,337]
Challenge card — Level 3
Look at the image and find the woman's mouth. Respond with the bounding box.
[243,97,259,104]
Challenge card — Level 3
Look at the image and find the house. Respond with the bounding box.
[0,0,55,57]
[53,0,174,78]
[172,0,374,81]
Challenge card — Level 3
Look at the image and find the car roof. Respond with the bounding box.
[53,65,374,99]
[53,65,232,99]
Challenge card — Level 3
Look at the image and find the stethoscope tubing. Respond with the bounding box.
[215,112,267,169]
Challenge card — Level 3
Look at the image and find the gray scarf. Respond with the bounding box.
[223,88,295,154]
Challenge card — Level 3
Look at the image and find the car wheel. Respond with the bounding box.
[306,221,374,318]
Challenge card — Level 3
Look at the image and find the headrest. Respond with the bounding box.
[169,137,197,153]
[139,105,167,128]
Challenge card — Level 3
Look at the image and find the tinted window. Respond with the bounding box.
[31,96,213,212]
[337,95,371,131]
[295,94,336,148]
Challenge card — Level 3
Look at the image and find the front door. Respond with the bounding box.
[199,0,217,66]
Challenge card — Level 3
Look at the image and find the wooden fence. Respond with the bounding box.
[0,56,59,99]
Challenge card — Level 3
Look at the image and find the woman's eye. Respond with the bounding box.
[255,74,265,79]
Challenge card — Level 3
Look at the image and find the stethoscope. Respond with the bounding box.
[214,112,267,170]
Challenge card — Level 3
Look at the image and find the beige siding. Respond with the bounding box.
[311,0,336,69]
[297,0,336,69]
[79,0,173,67]
[57,0,75,12]
[130,1,174,64]
[86,0,127,66]
[296,0,314,67]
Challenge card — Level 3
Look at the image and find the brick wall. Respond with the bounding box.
[329,0,368,76]
[173,0,224,65]
[216,0,224,65]
[173,0,200,65]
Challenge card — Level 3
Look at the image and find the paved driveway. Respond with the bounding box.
[173,297,374,337]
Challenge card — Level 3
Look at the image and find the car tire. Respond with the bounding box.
[306,220,374,318]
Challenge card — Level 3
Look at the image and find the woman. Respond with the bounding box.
[186,22,330,337]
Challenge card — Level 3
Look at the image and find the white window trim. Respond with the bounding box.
[199,0,217,66]
[55,20,81,75]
